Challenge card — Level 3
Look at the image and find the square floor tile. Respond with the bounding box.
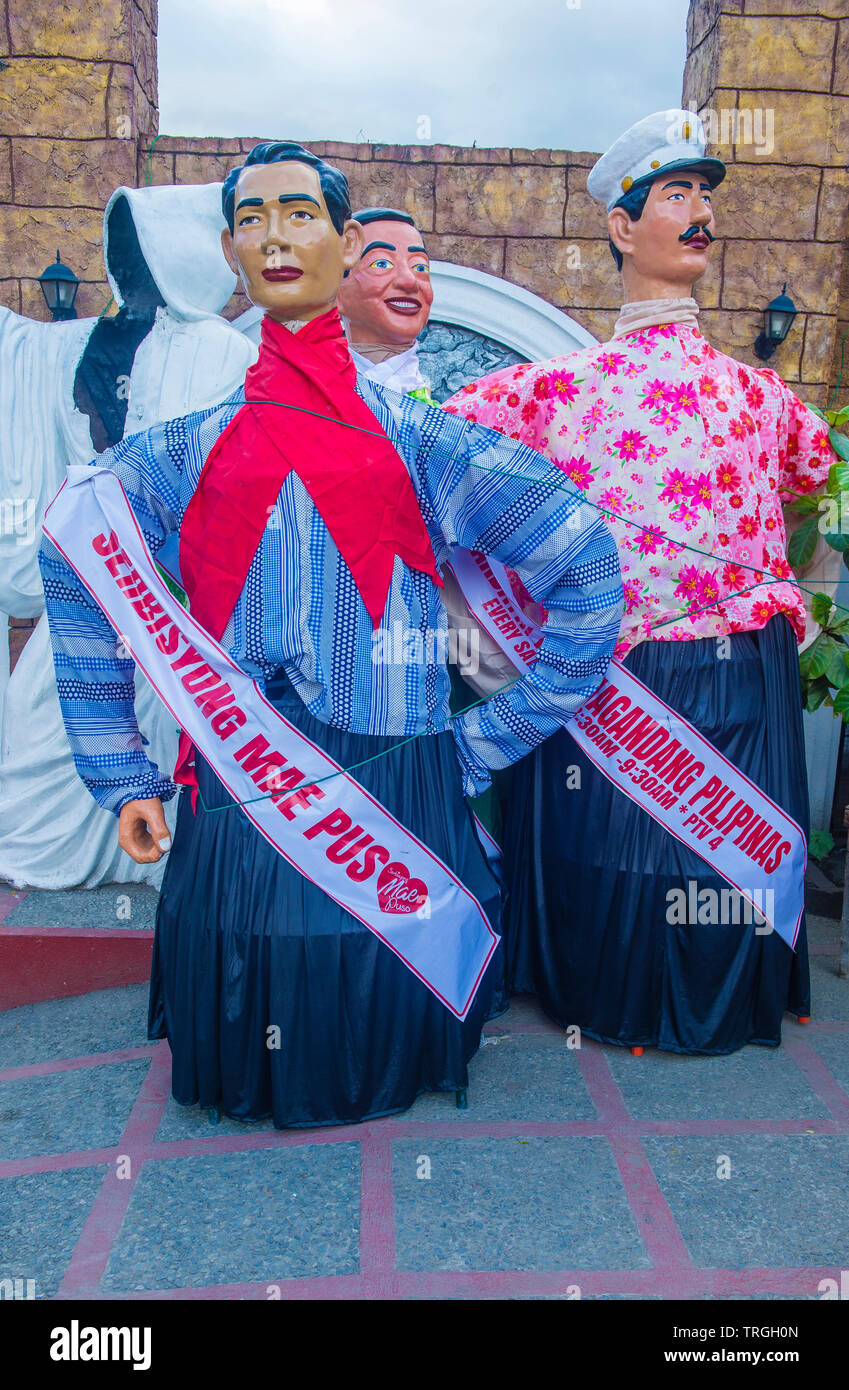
[154,1097,277,1142]
[402,1036,595,1121]
[605,1046,830,1122]
[393,1136,649,1271]
[0,1059,150,1160]
[808,956,849,1021]
[101,1145,361,1291]
[643,1134,849,1268]
[803,1033,849,1096]
[0,986,151,1068]
[0,1166,107,1298]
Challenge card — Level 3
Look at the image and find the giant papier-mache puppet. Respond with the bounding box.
[446,110,837,1057]
[38,142,623,1128]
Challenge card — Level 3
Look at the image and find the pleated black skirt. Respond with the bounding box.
[148,672,502,1127]
[503,616,811,1055]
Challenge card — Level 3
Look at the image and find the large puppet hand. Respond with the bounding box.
[118,797,171,863]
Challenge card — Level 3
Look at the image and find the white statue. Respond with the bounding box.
[0,182,257,888]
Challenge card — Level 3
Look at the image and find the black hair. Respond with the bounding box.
[607,178,653,270]
[352,206,417,228]
[222,141,351,235]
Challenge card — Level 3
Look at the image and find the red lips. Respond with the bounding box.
[262,267,303,281]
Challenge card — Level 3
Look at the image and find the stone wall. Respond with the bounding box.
[683,0,849,406]
[0,0,157,321]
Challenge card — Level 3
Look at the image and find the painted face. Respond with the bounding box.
[614,169,717,287]
[220,161,362,323]
[338,218,434,346]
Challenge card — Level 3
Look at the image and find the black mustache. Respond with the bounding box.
[679,225,715,243]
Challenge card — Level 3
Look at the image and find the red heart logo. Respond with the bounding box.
[376,861,428,915]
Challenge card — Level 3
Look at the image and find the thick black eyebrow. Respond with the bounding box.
[408,245,428,255]
[662,179,711,192]
[278,194,321,208]
[234,196,264,213]
[360,240,396,258]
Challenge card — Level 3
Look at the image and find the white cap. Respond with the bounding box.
[587,109,726,212]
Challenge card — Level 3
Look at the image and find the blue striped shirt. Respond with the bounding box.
[38,377,623,812]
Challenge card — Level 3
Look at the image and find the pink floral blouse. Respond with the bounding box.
[444,324,833,657]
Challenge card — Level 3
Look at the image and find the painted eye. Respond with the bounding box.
[413,262,430,274]
[668,192,684,201]
[369,258,393,271]
[238,213,261,226]
[291,209,313,220]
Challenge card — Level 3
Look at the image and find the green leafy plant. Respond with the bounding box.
[783,402,849,719]
[808,828,835,862]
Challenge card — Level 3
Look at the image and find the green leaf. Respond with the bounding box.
[803,634,840,679]
[829,406,849,429]
[828,610,849,638]
[825,644,849,689]
[786,494,822,515]
[828,429,849,462]
[826,459,849,490]
[833,686,849,719]
[824,531,849,552]
[806,403,827,421]
[809,829,835,861]
[812,592,833,626]
[805,675,832,711]
[787,514,820,567]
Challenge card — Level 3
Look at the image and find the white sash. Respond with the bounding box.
[43,469,499,1019]
[449,548,806,949]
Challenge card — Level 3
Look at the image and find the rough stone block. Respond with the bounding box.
[0,205,105,281]
[568,306,616,346]
[333,158,435,232]
[422,232,505,276]
[137,147,175,186]
[9,1,132,61]
[715,163,819,240]
[0,1,8,56]
[722,237,840,314]
[510,148,570,166]
[695,241,722,309]
[683,29,720,113]
[817,168,849,240]
[12,138,137,208]
[687,0,744,54]
[715,17,835,92]
[505,237,619,310]
[699,306,803,378]
[834,21,849,95]
[0,136,11,202]
[0,58,110,138]
[436,164,565,237]
[0,278,22,314]
[174,152,237,185]
[801,313,838,384]
[743,0,848,15]
[564,166,605,240]
[728,90,849,166]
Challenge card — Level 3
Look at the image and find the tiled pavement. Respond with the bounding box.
[1,886,848,1301]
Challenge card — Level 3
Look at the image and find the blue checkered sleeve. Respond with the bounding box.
[397,397,624,794]
[38,419,189,815]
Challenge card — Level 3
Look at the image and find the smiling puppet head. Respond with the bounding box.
[337,207,433,353]
[220,141,364,324]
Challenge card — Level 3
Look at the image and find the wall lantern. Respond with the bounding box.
[754,283,797,361]
[38,251,80,321]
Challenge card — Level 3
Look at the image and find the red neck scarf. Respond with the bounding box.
[179,307,440,640]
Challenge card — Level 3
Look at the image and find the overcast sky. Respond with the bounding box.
[158,0,690,153]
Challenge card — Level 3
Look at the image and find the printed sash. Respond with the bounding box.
[449,548,806,949]
[43,470,499,1019]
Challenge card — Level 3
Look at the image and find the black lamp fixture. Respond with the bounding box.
[38,250,80,321]
[754,283,797,361]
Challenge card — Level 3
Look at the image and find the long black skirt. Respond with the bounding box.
[503,616,811,1055]
[148,672,502,1127]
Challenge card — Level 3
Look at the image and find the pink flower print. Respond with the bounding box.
[598,486,628,519]
[636,526,666,556]
[641,378,669,411]
[739,410,756,436]
[736,513,759,540]
[659,468,690,505]
[674,564,704,605]
[671,381,699,417]
[622,579,643,614]
[520,398,539,425]
[546,369,582,405]
[598,350,627,377]
[582,402,606,431]
[697,571,721,608]
[613,428,647,461]
[688,472,712,509]
[745,382,764,411]
[562,454,593,491]
[657,408,680,433]
[481,380,510,403]
[728,416,749,442]
[715,462,741,493]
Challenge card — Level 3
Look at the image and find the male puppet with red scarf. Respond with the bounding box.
[38,143,623,1129]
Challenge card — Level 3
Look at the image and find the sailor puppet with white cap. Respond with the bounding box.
[444,109,836,1057]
